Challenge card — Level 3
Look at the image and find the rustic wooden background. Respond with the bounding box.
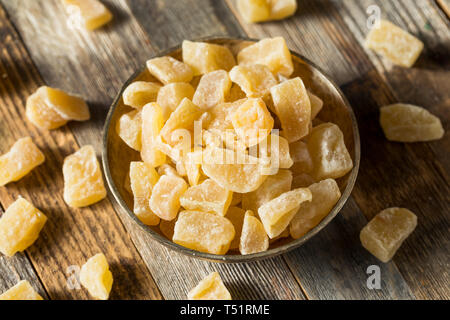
[0,0,448,300]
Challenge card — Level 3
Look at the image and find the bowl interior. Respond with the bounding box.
[102,38,360,263]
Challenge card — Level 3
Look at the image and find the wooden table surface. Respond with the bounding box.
[0,0,448,300]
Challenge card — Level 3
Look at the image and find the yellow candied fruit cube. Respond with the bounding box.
[229,64,278,98]
[231,98,274,147]
[193,70,232,110]
[63,0,113,30]
[242,169,292,214]
[184,150,203,186]
[141,103,166,167]
[360,208,417,263]
[146,56,193,85]
[365,20,424,68]
[173,211,235,255]
[240,210,269,255]
[257,134,293,172]
[238,37,294,77]
[0,137,45,187]
[0,280,43,300]
[180,179,232,216]
[149,174,188,221]
[290,179,341,239]
[289,140,313,175]
[270,77,311,142]
[182,40,236,76]
[269,227,290,244]
[291,173,315,189]
[63,145,107,208]
[115,110,142,151]
[26,88,68,130]
[226,206,246,250]
[258,188,311,238]
[157,163,180,177]
[188,272,231,300]
[0,197,47,257]
[122,81,161,109]
[129,162,160,226]
[308,91,323,120]
[237,0,270,23]
[156,82,195,120]
[202,147,268,193]
[159,218,177,240]
[269,0,297,20]
[41,86,90,121]
[307,123,353,180]
[79,253,113,300]
[380,104,444,142]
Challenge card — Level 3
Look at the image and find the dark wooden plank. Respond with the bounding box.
[0,1,162,300]
[3,0,306,300]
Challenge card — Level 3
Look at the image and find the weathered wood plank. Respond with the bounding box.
[3,0,306,300]
[436,0,450,17]
[0,2,162,300]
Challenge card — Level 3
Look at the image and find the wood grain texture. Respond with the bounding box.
[436,0,450,17]
[0,2,162,300]
[2,0,306,300]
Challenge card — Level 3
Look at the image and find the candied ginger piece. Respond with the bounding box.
[156,82,195,120]
[240,210,269,255]
[26,88,68,130]
[0,197,47,257]
[193,70,232,110]
[63,0,112,30]
[308,91,323,120]
[149,175,187,221]
[229,64,278,98]
[157,164,180,177]
[0,137,45,186]
[365,20,424,68]
[182,41,236,76]
[202,147,268,193]
[63,145,106,208]
[270,77,311,142]
[160,218,177,240]
[115,110,142,151]
[40,86,90,121]
[146,56,193,85]
[237,0,270,23]
[79,253,113,300]
[307,123,353,180]
[269,0,297,20]
[289,140,313,174]
[188,272,231,300]
[257,134,293,173]
[258,188,311,238]
[231,98,274,147]
[180,179,232,216]
[380,104,444,142]
[122,81,161,109]
[141,103,166,167]
[184,150,203,186]
[129,162,160,226]
[173,211,235,255]
[238,37,294,77]
[291,173,315,188]
[290,179,341,239]
[0,280,43,300]
[226,206,246,250]
[360,208,417,263]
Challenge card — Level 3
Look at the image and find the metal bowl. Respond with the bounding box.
[102,37,360,263]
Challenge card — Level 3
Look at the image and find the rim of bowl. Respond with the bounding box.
[102,36,361,263]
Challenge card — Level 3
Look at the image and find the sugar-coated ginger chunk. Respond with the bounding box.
[115,110,142,151]
[308,91,323,120]
[0,197,47,257]
[365,20,424,68]
[258,188,312,238]
[41,86,90,121]
[184,150,203,186]
[239,210,269,255]
[270,77,311,142]
[289,140,313,175]
[0,137,45,187]
[290,179,341,239]
[257,134,293,173]
[156,82,195,120]
[182,41,236,76]
[79,253,113,300]
[180,179,232,216]
[269,0,298,20]
[237,0,270,23]
[307,123,353,180]
[0,280,43,300]
[193,70,232,110]
[360,208,417,263]
[63,0,113,30]
[380,104,444,142]
[173,211,235,255]
[146,56,193,85]
[238,37,294,77]
[242,169,292,214]
[129,162,160,226]
[122,81,161,109]
[149,174,188,221]
[157,164,180,177]
[229,64,278,98]
[26,88,68,129]
[226,206,246,250]
[188,272,231,300]
[63,145,107,208]
[141,103,167,167]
